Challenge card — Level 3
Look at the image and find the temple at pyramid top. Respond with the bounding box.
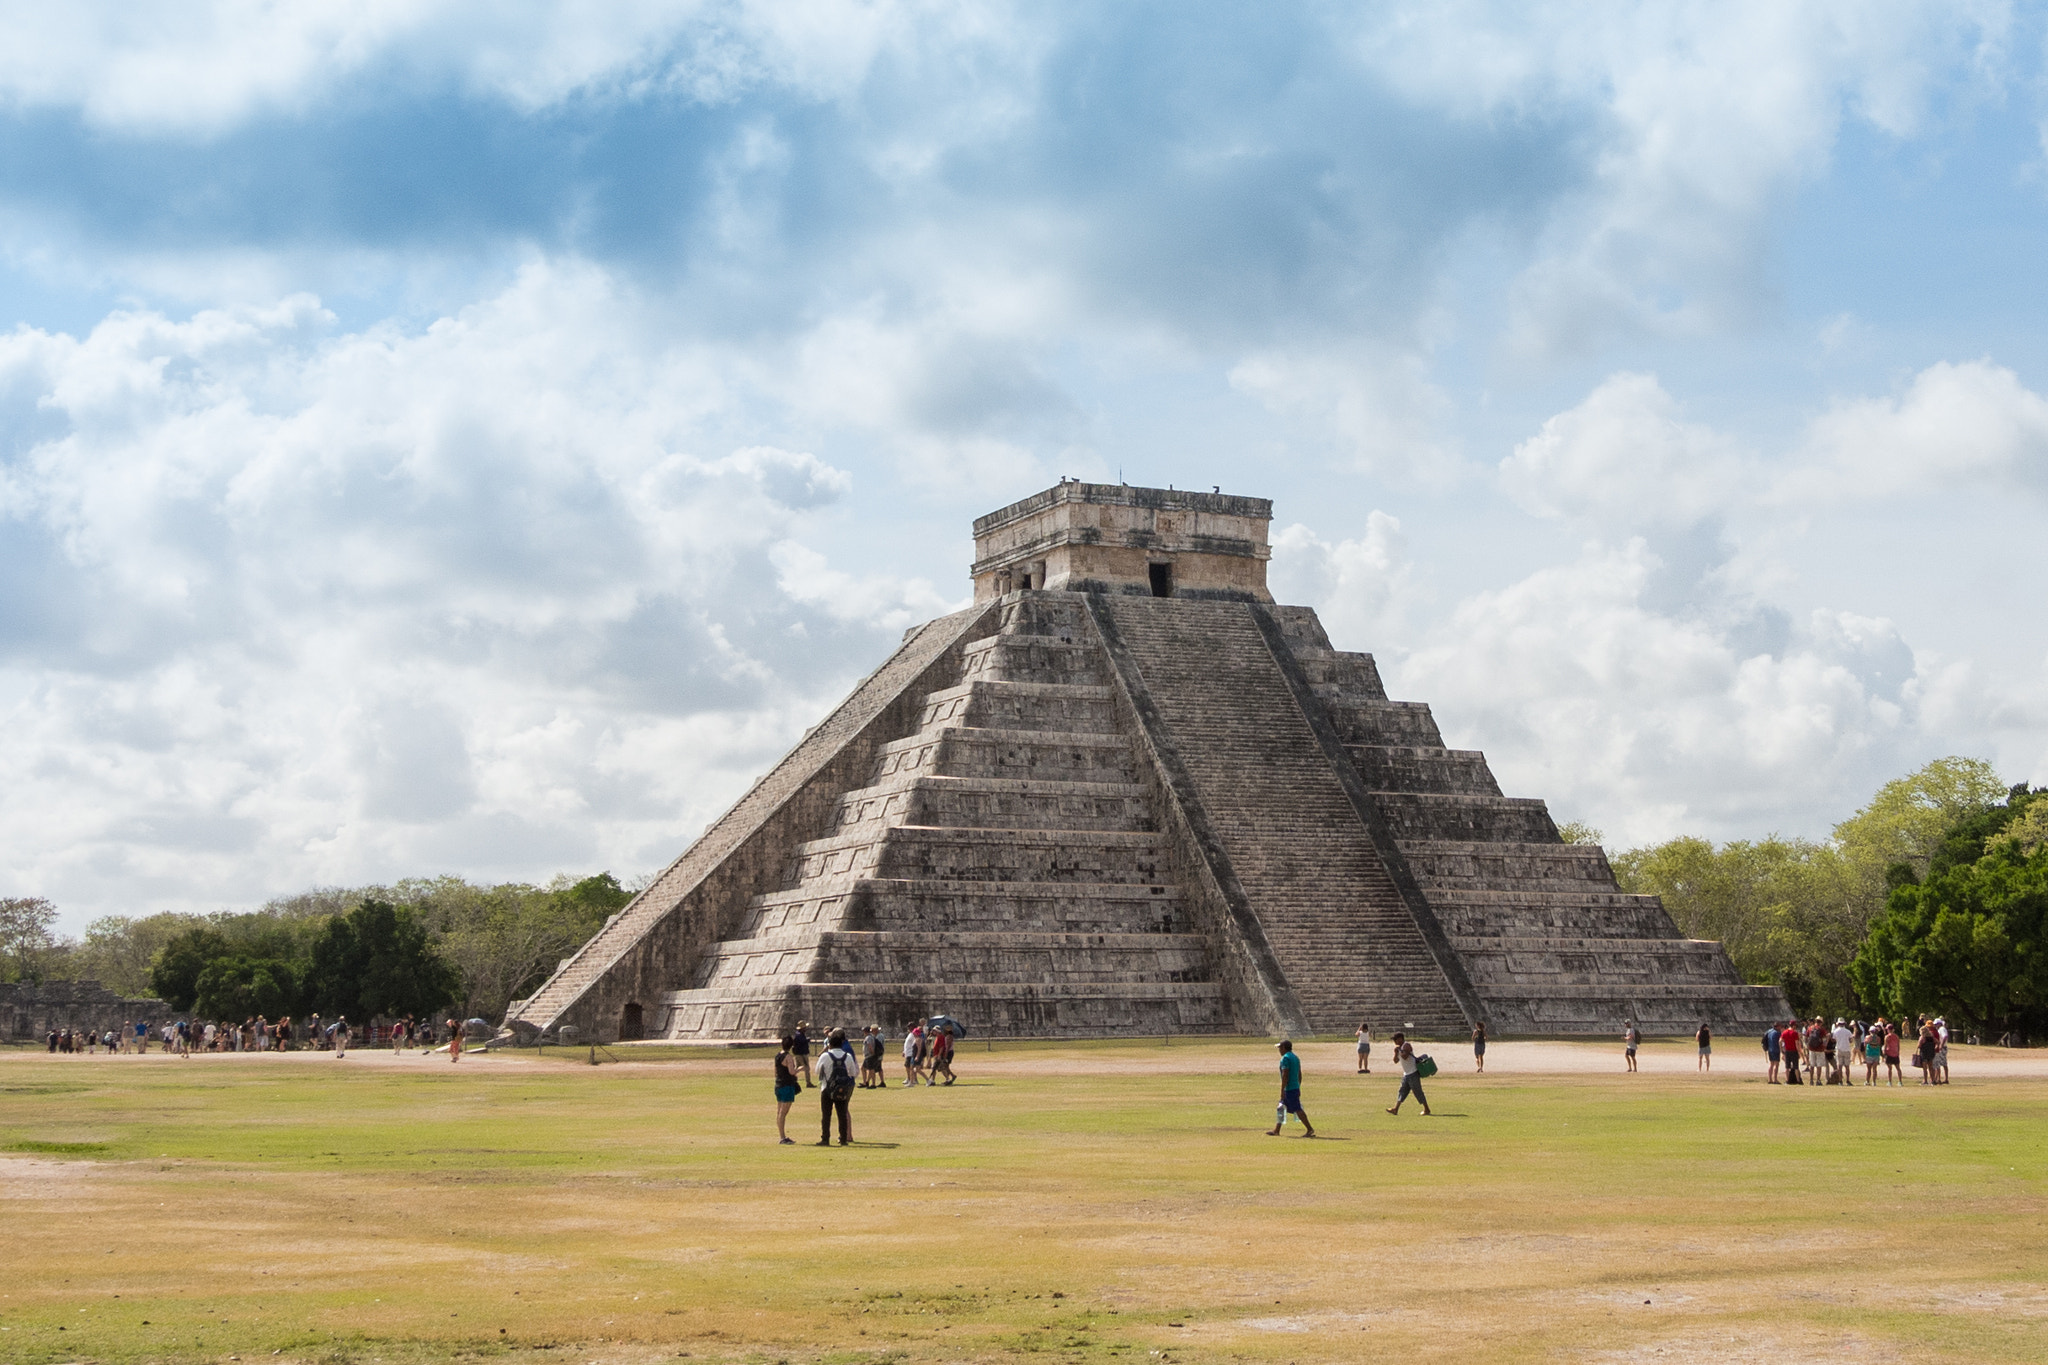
[971,481,1273,602]
[506,480,1787,1045]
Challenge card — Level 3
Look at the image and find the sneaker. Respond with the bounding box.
[779,1138,794,1145]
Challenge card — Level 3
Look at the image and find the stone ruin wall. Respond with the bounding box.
[2,980,173,1042]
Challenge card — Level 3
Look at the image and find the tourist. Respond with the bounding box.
[772,1035,800,1143]
[448,1019,464,1063]
[334,1016,351,1059]
[929,1022,957,1086]
[135,1019,149,1054]
[1882,1020,1902,1085]
[308,1013,324,1051]
[902,1022,925,1087]
[1832,1019,1855,1085]
[1935,1018,1950,1084]
[1472,1020,1488,1074]
[1695,1021,1711,1072]
[1862,1020,1882,1085]
[790,1022,814,1088]
[1822,1022,1838,1083]
[815,1029,858,1146]
[1780,1021,1802,1086]
[390,1018,406,1053]
[1915,1020,1937,1083]
[1386,1032,1430,1116]
[859,1025,885,1088]
[1624,1020,1641,1073]
[1762,1022,1780,1083]
[1356,1020,1372,1074]
[1267,1039,1315,1137]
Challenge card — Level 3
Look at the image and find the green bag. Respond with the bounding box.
[1414,1053,1438,1079]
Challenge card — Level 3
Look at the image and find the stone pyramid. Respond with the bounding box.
[508,483,1786,1041]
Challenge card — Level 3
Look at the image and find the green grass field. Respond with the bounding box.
[1,1038,2043,1364]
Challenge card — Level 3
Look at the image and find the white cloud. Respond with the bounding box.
[1498,371,1750,527]
[1349,1,2010,353]
[1268,515,1420,650]
[1228,348,1464,485]
[1390,542,1930,845]
[0,262,957,925]
[1784,358,2048,501]
[0,1,1033,134]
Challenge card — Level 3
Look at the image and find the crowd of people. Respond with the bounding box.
[1760,1014,1953,1086]
[771,1017,965,1145]
[37,1013,468,1059]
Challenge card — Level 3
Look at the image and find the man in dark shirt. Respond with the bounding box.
[791,1023,814,1088]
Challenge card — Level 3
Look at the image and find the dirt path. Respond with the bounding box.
[17,1036,2042,1080]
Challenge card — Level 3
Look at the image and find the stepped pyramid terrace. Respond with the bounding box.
[507,482,1788,1042]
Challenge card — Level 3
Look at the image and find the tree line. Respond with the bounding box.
[1606,757,2047,1036]
[0,873,636,1025]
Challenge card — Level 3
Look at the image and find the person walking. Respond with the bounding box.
[1695,1021,1712,1072]
[333,1017,351,1058]
[1355,1021,1372,1074]
[1472,1020,1488,1074]
[772,1035,800,1144]
[1386,1032,1430,1116]
[448,1019,464,1063]
[1624,1020,1641,1073]
[815,1029,858,1146]
[930,1023,956,1086]
[791,1022,814,1088]
[1832,1019,1855,1086]
[860,1025,885,1088]
[902,1022,925,1087]
[1266,1039,1315,1137]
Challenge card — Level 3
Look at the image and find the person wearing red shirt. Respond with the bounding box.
[1780,1023,1802,1086]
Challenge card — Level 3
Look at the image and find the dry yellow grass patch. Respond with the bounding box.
[0,1038,2042,1364]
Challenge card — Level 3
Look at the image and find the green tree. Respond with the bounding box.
[69,913,195,997]
[399,871,632,1019]
[1612,836,1862,1015]
[192,956,305,1021]
[1850,842,2048,1036]
[0,897,64,984]
[1555,821,1604,846]
[305,899,459,1022]
[1832,757,2007,887]
[149,926,234,1010]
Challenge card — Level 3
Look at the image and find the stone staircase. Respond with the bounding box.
[656,595,1233,1039]
[1095,597,1469,1035]
[1271,611,1786,1034]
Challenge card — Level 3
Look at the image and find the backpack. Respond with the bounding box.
[821,1050,856,1099]
[1414,1053,1438,1079]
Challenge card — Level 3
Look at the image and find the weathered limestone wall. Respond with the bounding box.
[506,602,998,1042]
[656,592,1253,1040]
[1094,596,1471,1034]
[2,981,172,1041]
[971,482,1273,602]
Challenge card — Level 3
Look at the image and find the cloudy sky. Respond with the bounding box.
[4,2,2046,932]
